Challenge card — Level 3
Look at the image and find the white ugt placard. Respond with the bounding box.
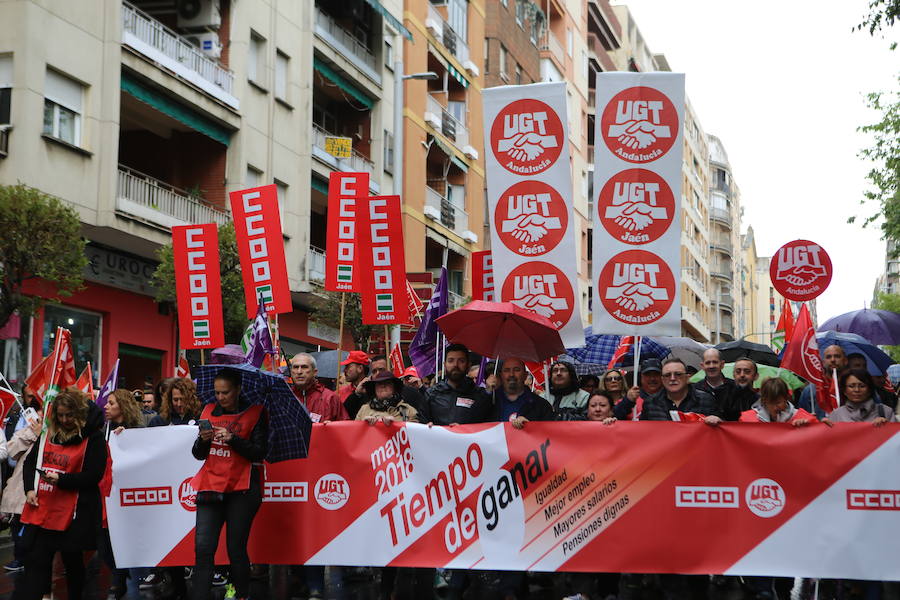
[483,82,585,348]
[592,73,684,335]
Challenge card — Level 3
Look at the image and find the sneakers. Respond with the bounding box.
[184,567,193,580]
[224,584,237,600]
[4,559,24,572]
[139,573,162,589]
[212,572,229,587]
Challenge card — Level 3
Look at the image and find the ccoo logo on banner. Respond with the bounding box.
[325,173,370,292]
[483,83,584,347]
[357,196,410,325]
[172,224,225,348]
[593,74,684,335]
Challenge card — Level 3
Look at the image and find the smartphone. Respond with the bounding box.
[198,419,212,431]
[23,407,39,427]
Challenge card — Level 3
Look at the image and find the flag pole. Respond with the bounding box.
[336,294,346,382]
[383,325,390,356]
[0,371,25,413]
[200,349,205,366]
[832,368,840,408]
[634,334,642,389]
[35,327,66,493]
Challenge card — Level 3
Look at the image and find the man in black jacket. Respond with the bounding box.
[419,344,491,425]
[693,348,737,418]
[640,358,721,421]
[491,357,554,426]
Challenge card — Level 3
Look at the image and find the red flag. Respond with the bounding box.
[175,354,190,378]
[75,363,94,397]
[525,360,548,389]
[0,387,17,423]
[607,336,634,369]
[390,343,405,377]
[405,280,425,324]
[25,355,52,402]
[781,304,837,414]
[782,301,795,344]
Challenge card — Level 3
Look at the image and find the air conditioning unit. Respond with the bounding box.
[424,111,442,130]
[423,205,441,221]
[177,0,221,29]
[425,18,442,37]
[462,145,478,160]
[185,32,223,58]
[462,59,480,77]
[461,230,478,244]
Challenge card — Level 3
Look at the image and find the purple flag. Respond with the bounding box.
[409,267,449,378]
[96,359,119,410]
[474,355,488,387]
[245,299,275,368]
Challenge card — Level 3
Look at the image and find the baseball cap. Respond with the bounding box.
[402,366,419,378]
[340,350,370,366]
[640,358,662,374]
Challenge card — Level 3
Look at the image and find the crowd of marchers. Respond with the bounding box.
[0,342,896,600]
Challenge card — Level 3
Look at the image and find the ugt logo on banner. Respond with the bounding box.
[501,262,574,328]
[357,196,410,325]
[490,99,564,175]
[172,224,224,348]
[769,240,832,302]
[598,249,675,326]
[597,169,675,244]
[230,185,291,319]
[601,87,679,163]
[495,181,567,257]
[325,173,370,292]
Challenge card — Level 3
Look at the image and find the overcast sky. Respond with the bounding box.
[618,0,898,323]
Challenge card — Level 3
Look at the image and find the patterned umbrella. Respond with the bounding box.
[196,363,312,462]
[566,329,670,367]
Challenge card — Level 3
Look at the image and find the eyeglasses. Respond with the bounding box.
[663,372,686,379]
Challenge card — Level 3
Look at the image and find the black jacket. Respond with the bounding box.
[639,385,720,421]
[23,402,107,550]
[419,377,492,425]
[491,388,555,423]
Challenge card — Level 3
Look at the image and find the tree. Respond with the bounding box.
[151,222,248,343]
[311,290,376,351]
[0,183,87,327]
[872,292,900,362]
[856,0,900,35]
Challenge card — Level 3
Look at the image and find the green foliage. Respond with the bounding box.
[872,292,900,361]
[151,222,248,343]
[856,0,900,35]
[0,183,87,326]
[311,290,376,350]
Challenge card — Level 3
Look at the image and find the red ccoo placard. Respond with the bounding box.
[357,195,410,325]
[471,250,495,301]
[325,172,369,292]
[230,185,291,319]
[172,224,225,349]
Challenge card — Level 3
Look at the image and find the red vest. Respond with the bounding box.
[739,408,819,424]
[21,437,88,531]
[190,403,263,494]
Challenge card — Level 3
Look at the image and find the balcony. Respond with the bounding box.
[313,6,381,86]
[710,206,732,227]
[711,265,733,281]
[311,125,379,192]
[709,235,733,257]
[121,2,238,110]
[716,293,735,312]
[426,3,471,67]
[307,246,326,283]
[540,31,566,69]
[448,290,466,309]
[116,165,230,229]
[425,185,469,238]
[681,306,710,343]
[425,95,472,154]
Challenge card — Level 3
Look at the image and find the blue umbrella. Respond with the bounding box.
[819,309,900,346]
[815,331,893,376]
[566,328,670,367]
[196,363,312,462]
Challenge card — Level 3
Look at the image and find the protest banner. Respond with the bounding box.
[108,422,899,581]
[325,172,370,292]
[471,250,495,302]
[770,240,832,302]
[357,195,409,325]
[172,224,224,349]
[592,73,684,335]
[483,82,584,348]
[230,185,291,319]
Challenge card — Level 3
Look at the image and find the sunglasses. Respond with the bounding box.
[604,376,623,382]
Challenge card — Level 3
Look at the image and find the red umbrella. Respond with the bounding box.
[435,301,565,362]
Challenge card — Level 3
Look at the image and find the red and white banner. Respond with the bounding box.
[770,240,832,302]
[357,196,409,325]
[390,343,405,377]
[172,224,225,349]
[471,251,495,302]
[108,422,900,580]
[230,185,291,319]
[592,73,684,335]
[325,172,369,292]
[483,83,584,348]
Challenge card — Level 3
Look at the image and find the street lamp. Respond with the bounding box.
[393,65,438,195]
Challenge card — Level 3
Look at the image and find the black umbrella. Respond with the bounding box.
[713,339,779,367]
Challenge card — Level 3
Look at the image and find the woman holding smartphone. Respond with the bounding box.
[190,368,268,600]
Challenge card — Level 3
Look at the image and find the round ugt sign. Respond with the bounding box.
[769,240,832,302]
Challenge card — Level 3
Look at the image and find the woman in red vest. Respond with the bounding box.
[20,387,107,600]
[740,377,817,425]
[191,368,268,600]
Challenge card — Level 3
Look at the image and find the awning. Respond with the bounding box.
[450,154,468,172]
[448,63,469,88]
[313,58,374,109]
[430,135,454,158]
[364,0,413,42]
[120,72,231,146]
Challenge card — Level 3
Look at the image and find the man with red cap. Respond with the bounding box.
[337,351,369,404]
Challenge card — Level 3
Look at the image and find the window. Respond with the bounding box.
[248,31,265,86]
[384,129,394,173]
[43,68,83,146]
[43,305,101,379]
[484,39,490,74]
[0,55,10,125]
[501,0,507,6]
[499,44,508,81]
[384,39,394,69]
[274,51,288,100]
[515,0,525,27]
[246,165,262,187]
[275,179,287,225]
[530,14,542,45]
[567,29,574,57]
[515,64,522,85]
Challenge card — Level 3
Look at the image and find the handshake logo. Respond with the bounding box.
[605,181,667,232]
[598,170,674,245]
[497,183,567,256]
[599,252,675,326]
[774,244,828,287]
[503,264,575,328]
[601,88,678,163]
[491,100,564,175]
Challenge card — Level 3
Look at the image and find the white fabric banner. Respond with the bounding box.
[592,73,685,335]
[482,82,585,348]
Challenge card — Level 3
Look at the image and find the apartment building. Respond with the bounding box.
[741,226,786,346]
[873,240,899,299]
[708,134,743,343]
[0,0,416,387]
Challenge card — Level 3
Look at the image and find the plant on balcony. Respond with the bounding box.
[152,222,248,343]
[0,183,87,328]
[311,290,378,351]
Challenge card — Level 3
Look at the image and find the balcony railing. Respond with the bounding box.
[311,124,376,178]
[121,2,237,109]
[308,246,326,283]
[426,95,469,150]
[425,185,468,237]
[116,165,230,228]
[313,6,381,85]
[448,290,466,309]
[711,265,733,281]
[710,206,731,226]
[427,3,470,64]
[540,31,566,66]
